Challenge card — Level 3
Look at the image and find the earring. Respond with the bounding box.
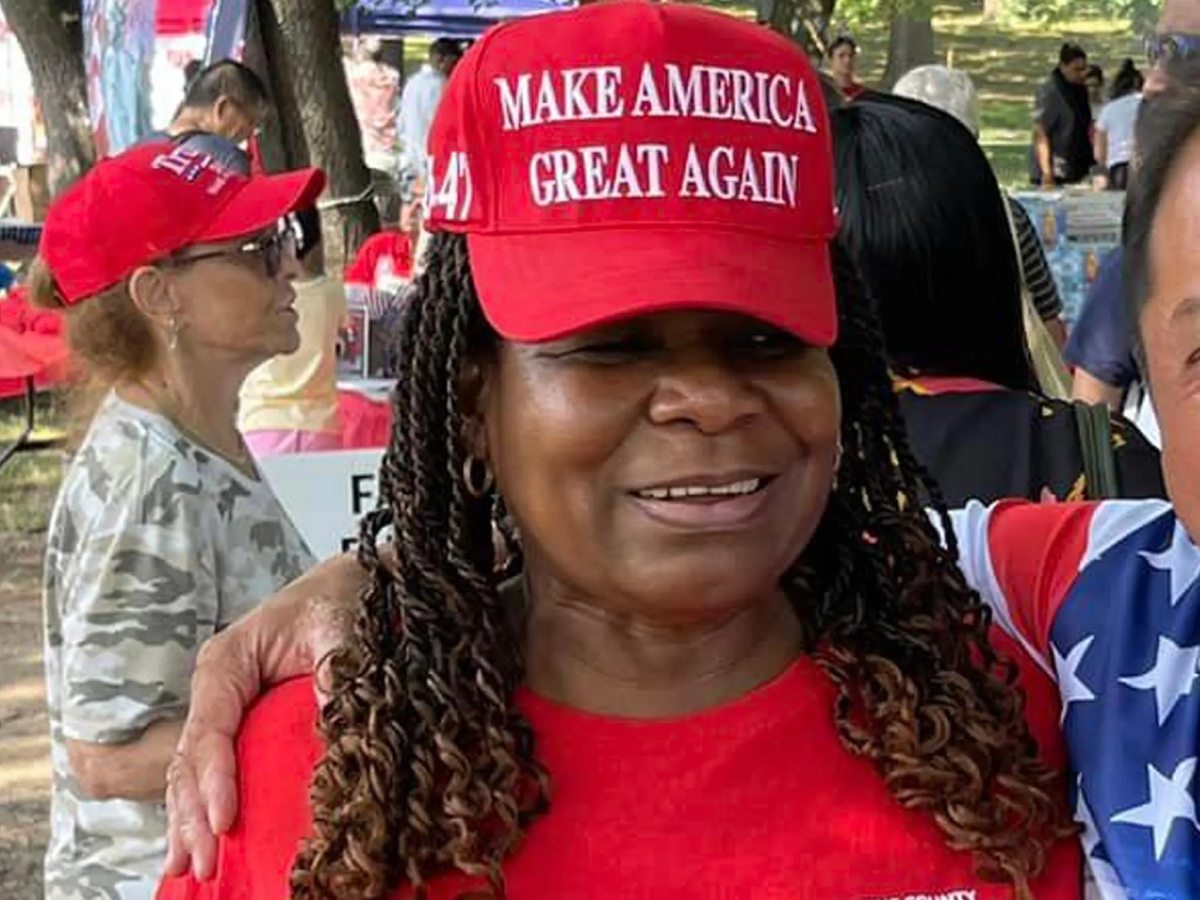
[462,456,494,498]
[167,316,180,352]
[832,438,844,492]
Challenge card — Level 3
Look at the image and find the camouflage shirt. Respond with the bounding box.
[42,392,316,899]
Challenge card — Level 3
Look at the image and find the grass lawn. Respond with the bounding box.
[403,0,1141,187]
[854,2,1142,186]
[0,396,66,536]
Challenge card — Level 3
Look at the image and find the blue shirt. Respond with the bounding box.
[1064,247,1139,389]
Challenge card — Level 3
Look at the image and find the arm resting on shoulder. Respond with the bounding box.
[67,717,185,802]
[164,549,370,879]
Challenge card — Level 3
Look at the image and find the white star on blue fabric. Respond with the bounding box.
[1075,777,1125,899]
[1119,635,1200,726]
[1077,774,1104,857]
[1111,758,1200,861]
[1053,635,1097,723]
[1140,522,1200,607]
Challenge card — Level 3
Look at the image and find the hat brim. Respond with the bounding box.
[466,228,838,347]
[195,168,327,245]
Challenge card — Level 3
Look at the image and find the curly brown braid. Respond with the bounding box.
[293,233,1073,899]
[789,248,1076,896]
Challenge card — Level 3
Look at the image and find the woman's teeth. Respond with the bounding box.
[635,478,764,501]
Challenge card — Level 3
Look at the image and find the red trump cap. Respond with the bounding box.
[423,0,838,346]
[40,142,325,306]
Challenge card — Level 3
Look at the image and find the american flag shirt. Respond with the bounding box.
[949,499,1200,898]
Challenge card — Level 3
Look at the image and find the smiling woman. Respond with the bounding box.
[157,5,1081,900]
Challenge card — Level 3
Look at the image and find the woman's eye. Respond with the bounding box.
[557,336,654,359]
[730,329,802,356]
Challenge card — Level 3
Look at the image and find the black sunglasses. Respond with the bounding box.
[1147,33,1200,65]
[168,227,296,278]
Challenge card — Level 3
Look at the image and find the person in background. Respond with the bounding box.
[343,217,415,319]
[1085,63,1106,117]
[1031,42,1095,187]
[893,64,1070,349]
[239,245,345,457]
[345,38,402,223]
[834,93,1163,505]
[343,217,416,376]
[1067,0,1199,415]
[1094,59,1144,189]
[154,60,268,172]
[826,35,866,102]
[397,38,462,181]
[29,142,323,898]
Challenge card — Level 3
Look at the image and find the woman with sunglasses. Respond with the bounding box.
[29,142,324,900]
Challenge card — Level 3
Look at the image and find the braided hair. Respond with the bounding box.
[292,233,1073,899]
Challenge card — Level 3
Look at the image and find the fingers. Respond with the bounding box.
[163,628,262,880]
[187,631,263,835]
[164,750,218,880]
[161,552,363,880]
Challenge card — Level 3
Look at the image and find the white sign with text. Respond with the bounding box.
[257,449,386,560]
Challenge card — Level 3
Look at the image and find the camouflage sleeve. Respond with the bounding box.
[56,456,219,745]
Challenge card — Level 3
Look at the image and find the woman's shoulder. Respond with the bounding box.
[230,678,323,881]
[237,676,323,781]
[80,391,207,481]
[157,679,322,899]
[57,394,193,510]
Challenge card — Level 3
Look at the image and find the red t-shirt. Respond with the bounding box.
[344,231,414,288]
[158,640,1079,899]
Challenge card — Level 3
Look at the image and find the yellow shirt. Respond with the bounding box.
[239,275,345,435]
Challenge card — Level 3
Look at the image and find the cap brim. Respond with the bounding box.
[466,228,837,347]
[197,168,327,244]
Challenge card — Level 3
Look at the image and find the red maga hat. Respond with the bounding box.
[40,142,326,306]
[424,0,838,346]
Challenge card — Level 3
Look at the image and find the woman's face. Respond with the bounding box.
[830,46,857,80]
[479,310,841,622]
[167,228,301,365]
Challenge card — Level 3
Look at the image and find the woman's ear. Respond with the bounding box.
[127,265,180,332]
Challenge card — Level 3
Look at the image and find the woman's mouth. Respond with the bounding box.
[628,476,777,530]
[632,477,767,502]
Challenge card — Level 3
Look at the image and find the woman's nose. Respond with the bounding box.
[646,358,765,434]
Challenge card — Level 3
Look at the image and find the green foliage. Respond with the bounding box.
[836,0,933,25]
[1005,0,1159,30]
[832,0,1156,30]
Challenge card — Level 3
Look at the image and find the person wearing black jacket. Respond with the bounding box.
[835,94,1165,505]
[1031,43,1096,186]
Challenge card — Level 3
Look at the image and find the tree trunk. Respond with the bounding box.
[982,0,1006,21]
[0,0,95,195]
[246,0,310,174]
[264,0,378,271]
[756,0,837,61]
[757,0,796,37]
[881,13,935,91]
